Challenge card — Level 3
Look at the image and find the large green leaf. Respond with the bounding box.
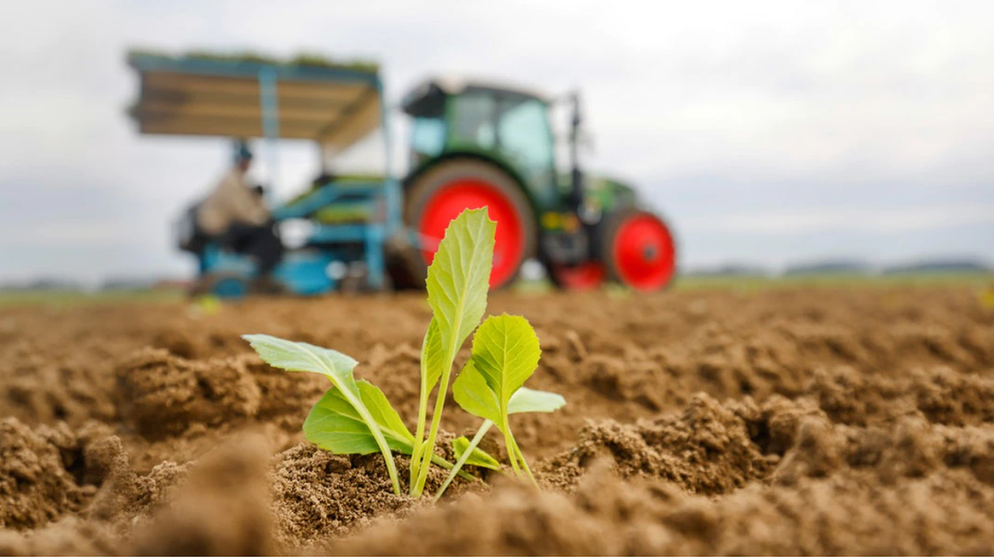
[463,314,542,419]
[303,386,380,454]
[305,383,491,481]
[425,208,495,363]
[452,436,501,470]
[304,380,414,454]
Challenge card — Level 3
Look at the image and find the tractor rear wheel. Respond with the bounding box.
[600,208,677,291]
[189,272,250,299]
[404,160,536,289]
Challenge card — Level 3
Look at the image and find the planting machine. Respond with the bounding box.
[127,52,677,296]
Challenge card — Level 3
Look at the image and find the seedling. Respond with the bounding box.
[244,208,565,499]
[446,314,559,485]
[436,384,565,500]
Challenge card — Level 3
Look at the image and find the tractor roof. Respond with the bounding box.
[127,50,383,151]
[402,76,549,116]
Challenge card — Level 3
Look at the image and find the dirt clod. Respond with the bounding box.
[129,435,273,555]
[0,418,84,530]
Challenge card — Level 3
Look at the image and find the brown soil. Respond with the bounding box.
[1,285,993,555]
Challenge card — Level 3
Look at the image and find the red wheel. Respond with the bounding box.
[405,160,536,289]
[602,208,676,290]
[548,262,606,292]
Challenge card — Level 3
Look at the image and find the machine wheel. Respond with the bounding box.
[385,233,427,290]
[404,159,537,289]
[189,273,250,299]
[600,208,677,291]
[547,261,606,292]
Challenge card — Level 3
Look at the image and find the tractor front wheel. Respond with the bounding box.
[600,208,677,291]
[404,160,536,289]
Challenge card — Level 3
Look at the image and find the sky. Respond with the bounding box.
[1,0,993,284]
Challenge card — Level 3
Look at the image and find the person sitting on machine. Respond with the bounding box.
[196,141,284,291]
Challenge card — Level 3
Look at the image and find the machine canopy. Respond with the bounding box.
[127,51,383,152]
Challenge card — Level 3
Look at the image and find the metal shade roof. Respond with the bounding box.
[127,53,383,151]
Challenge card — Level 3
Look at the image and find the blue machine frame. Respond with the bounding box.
[129,53,403,296]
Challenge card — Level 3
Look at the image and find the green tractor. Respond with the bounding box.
[394,78,677,291]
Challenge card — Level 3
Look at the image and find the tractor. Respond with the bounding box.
[127,52,676,295]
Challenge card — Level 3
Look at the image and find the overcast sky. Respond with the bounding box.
[1,0,992,283]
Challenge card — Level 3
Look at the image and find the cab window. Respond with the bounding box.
[451,93,497,148]
[497,98,554,187]
[410,116,446,164]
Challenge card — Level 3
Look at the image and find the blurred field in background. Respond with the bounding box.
[3,272,991,308]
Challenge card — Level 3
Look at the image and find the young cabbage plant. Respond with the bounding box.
[409,209,496,497]
[243,334,481,496]
[449,313,555,487]
[435,385,565,501]
[244,208,502,499]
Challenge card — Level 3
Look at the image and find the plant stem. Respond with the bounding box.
[501,419,523,476]
[509,433,538,488]
[433,420,493,502]
[409,379,431,490]
[429,452,479,483]
[409,444,422,490]
[413,362,453,496]
[409,324,436,491]
[346,394,401,495]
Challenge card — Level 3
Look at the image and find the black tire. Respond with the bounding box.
[188,272,250,299]
[385,233,428,290]
[401,159,537,289]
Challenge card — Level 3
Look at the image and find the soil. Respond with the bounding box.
[1,285,993,555]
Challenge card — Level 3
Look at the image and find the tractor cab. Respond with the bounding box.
[402,78,558,207]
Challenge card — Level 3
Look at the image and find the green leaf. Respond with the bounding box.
[243,333,402,494]
[303,386,381,454]
[465,314,542,419]
[452,360,501,425]
[455,368,565,421]
[446,315,562,494]
[452,436,501,470]
[357,381,415,446]
[304,380,414,454]
[243,334,360,393]
[425,208,496,362]
[508,387,567,414]
[420,317,444,392]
